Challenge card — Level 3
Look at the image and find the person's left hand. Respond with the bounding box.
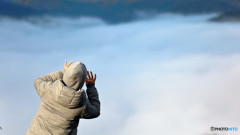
[63,60,73,71]
[86,71,96,85]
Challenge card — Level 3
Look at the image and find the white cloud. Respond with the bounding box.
[115,54,240,135]
[0,14,240,135]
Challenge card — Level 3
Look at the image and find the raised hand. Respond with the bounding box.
[63,60,73,71]
[86,71,96,85]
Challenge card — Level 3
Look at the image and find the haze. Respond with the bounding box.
[0,14,240,135]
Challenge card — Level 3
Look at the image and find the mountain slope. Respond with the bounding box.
[1,0,240,23]
[0,0,40,17]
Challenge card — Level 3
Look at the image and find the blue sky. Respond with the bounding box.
[0,14,240,135]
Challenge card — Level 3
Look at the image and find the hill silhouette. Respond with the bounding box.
[1,0,240,23]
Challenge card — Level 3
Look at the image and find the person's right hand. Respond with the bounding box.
[63,60,73,71]
[86,71,96,85]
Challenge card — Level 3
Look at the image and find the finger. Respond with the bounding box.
[94,74,96,81]
[67,61,73,67]
[87,71,90,79]
[65,60,67,66]
[86,72,89,80]
[90,71,93,79]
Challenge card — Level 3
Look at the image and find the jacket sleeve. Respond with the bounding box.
[34,70,64,98]
[81,84,101,119]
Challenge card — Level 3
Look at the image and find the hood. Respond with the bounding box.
[56,80,87,109]
[63,61,87,90]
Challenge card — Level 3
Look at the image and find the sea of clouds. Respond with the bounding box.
[0,14,240,135]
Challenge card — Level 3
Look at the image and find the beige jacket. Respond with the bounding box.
[26,62,100,135]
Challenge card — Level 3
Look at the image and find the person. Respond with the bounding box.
[26,60,100,135]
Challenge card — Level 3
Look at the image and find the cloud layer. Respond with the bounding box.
[0,14,240,135]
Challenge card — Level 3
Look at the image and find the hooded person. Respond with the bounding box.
[26,61,100,135]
